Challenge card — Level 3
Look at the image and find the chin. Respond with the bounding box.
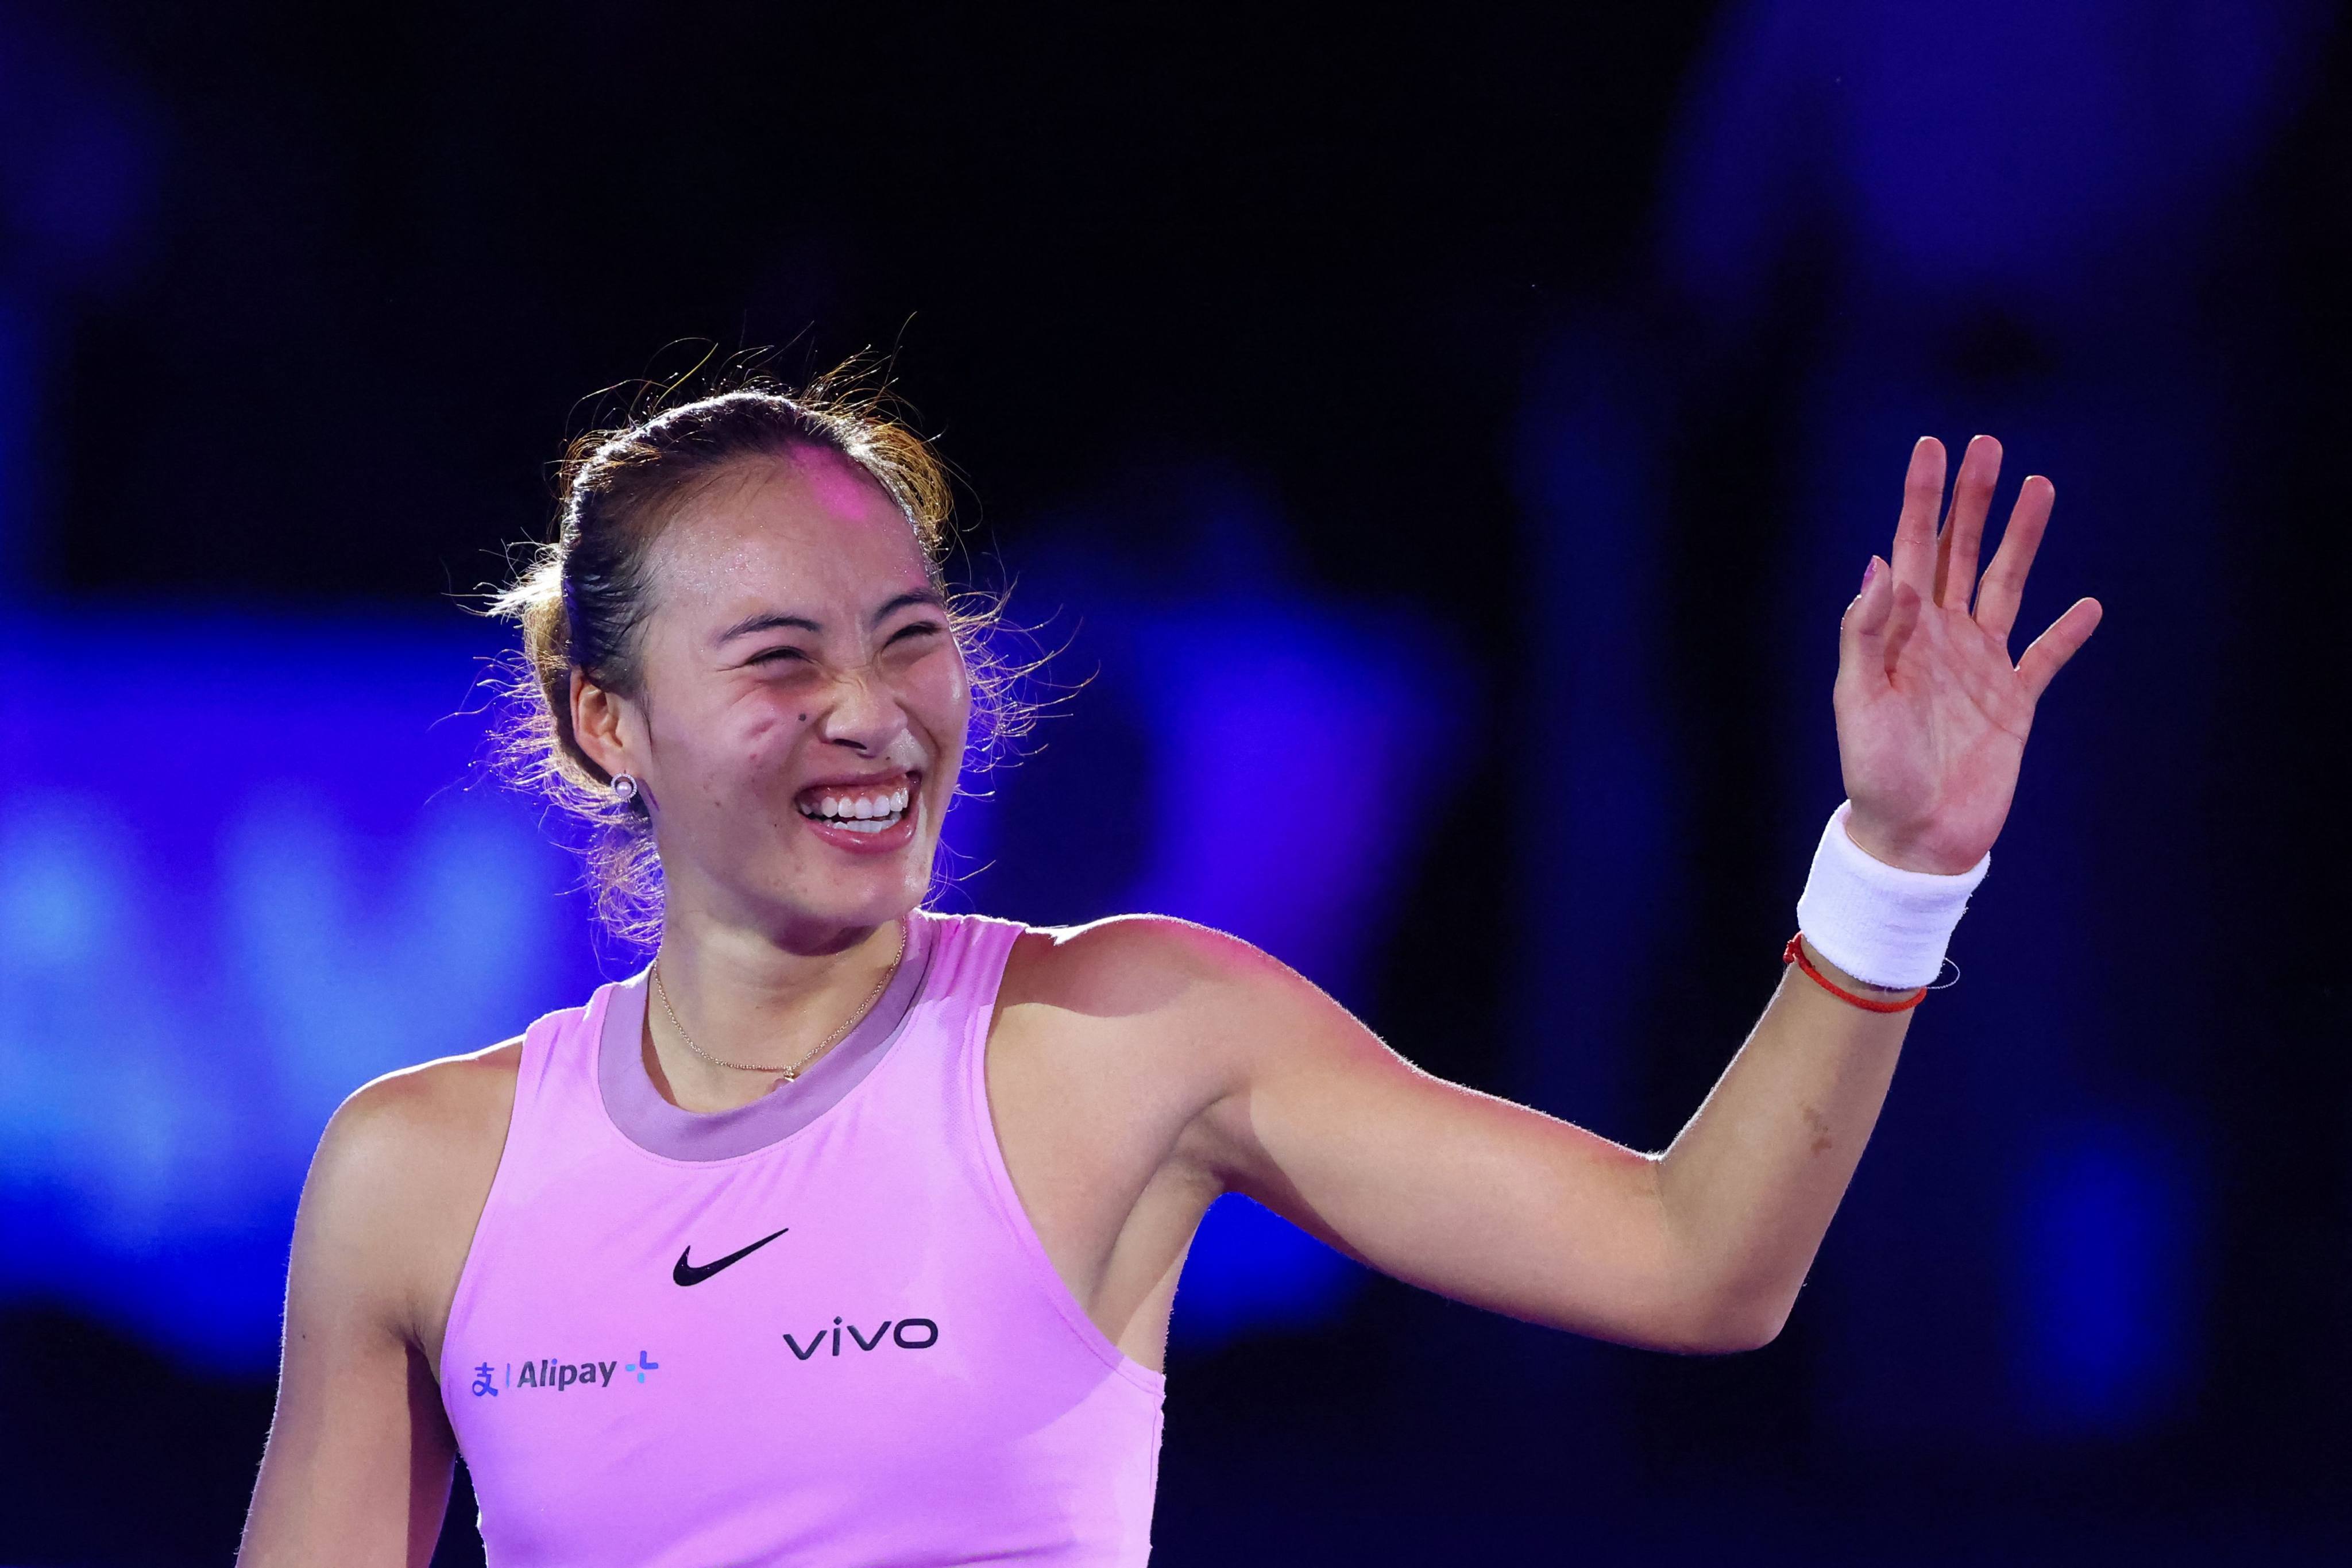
[759,848,936,939]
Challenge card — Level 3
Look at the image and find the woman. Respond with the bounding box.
[236,373,2099,1566]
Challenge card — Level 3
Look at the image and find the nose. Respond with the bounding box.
[813,663,907,757]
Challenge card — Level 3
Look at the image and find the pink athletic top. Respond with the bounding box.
[439,910,1167,1566]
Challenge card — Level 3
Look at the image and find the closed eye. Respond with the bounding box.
[887,620,947,646]
[747,645,812,666]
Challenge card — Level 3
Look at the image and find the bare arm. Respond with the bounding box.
[238,1049,516,1566]
[1149,434,2099,1352]
[1107,922,1901,1351]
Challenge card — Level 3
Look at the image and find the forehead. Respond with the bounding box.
[650,449,933,612]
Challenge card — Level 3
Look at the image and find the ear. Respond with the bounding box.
[569,668,639,784]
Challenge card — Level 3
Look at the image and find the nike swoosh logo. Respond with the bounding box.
[673,1227,790,1287]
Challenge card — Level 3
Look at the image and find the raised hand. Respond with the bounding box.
[1835,435,2102,875]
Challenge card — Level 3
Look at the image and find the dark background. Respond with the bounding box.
[4,1,2348,1562]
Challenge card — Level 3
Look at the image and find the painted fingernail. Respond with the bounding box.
[1861,557,1882,592]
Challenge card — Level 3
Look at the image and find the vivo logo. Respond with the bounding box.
[783,1316,939,1361]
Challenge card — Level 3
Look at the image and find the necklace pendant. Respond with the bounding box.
[779,1065,800,1082]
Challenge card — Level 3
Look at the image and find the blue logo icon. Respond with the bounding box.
[469,1362,500,1398]
[624,1350,660,1384]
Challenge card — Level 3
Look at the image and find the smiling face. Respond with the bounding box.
[571,446,969,948]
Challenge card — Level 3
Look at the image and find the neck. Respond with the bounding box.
[643,903,910,1113]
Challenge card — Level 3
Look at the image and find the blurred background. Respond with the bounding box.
[3,1,2348,1562]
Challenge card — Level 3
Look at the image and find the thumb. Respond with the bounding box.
[1837,556,1891,701]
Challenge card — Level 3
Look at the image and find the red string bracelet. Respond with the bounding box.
[1783,933,1927,1013]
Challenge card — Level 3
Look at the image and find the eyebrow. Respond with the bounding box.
[716,611,821,644]
[715,590,948,645]
[870,589,948,626]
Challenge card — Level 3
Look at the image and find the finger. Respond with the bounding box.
[1890,437,1946,601]
[1837,556,1893,700]
[1880,580,1925,675]
[2017,596,2103,702]
[1974,474,2056,643]
[1934,434,2001,609]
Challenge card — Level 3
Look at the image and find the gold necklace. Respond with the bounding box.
[651,922,906,1079]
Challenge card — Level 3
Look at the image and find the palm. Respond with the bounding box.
[1834,436,2101,875]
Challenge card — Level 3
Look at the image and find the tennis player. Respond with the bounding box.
[235,374,2098,1566]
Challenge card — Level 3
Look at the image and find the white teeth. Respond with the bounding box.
[800,783,913,828]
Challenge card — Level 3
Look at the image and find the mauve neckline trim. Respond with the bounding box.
[596,911,943,1163]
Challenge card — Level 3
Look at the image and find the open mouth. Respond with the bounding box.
[794,777,914,836]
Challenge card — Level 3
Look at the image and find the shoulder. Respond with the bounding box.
[982,917,1314,1215]
[314,1037,522,1187]
[997,913,1303,1025]
[993,914,1353,1094]
[986,914,1411,1198]
[295,1037,524,1340]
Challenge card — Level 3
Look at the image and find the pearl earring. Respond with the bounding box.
[611,773,640,802]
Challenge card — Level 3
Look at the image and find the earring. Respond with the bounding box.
[611,773,640,802]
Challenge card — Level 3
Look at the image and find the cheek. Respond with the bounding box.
[658,689,798,786]
[907,651,972,747]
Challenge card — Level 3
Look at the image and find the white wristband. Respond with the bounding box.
[1793,801,1989,990]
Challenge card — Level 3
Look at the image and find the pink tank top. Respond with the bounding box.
[439,910,1167,1565]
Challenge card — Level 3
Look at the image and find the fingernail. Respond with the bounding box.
[1861,557,1882,592]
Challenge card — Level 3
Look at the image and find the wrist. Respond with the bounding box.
[1843,806,1986,877]
[1783,933,1927,1013]
[1793,801,1988,990]
[1798,936,1917,997]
